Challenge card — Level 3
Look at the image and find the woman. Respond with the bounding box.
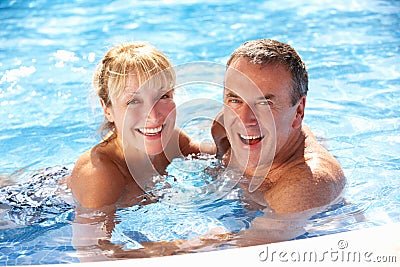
[67,42,202,209]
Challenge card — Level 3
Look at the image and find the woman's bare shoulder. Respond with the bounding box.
[68,144,125,208]
[72,143,114,175]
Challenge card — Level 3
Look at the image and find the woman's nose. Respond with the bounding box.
[146,104,160,122]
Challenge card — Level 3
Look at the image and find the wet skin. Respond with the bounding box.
[67,73,199,209]
[216,58,346,213]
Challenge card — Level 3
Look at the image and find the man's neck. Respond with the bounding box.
[271,126,306,171]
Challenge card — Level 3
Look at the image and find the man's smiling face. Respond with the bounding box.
[224,58,300,175]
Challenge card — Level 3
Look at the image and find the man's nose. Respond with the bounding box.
[240,104,257,126]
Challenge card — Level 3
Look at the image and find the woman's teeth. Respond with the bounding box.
[138,125,163,135]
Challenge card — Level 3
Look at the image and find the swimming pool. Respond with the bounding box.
[1,0,399,265]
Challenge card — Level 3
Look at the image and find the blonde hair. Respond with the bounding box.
[94,42,175,138]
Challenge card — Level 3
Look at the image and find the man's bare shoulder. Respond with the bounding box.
[265,166,345,213]
[68,144,125,208]
[265,126,346,214]
[303,125,345,184]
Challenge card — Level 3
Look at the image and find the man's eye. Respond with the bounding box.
[228,98,241,104]
[258,100,273,106]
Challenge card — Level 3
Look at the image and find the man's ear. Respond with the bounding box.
[100,98,114,123]
[292,96,306,129]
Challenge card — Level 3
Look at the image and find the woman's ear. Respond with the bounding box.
[100,98,114,123]
[292,96,306,129]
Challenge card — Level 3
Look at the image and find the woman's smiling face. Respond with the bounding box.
[106,72,177,156]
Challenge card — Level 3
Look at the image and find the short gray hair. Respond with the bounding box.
[227,39,308,106]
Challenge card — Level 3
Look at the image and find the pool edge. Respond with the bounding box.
[25,222,400,267]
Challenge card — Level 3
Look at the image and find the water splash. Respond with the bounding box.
[0,166,75,226]
[149,154,242,208]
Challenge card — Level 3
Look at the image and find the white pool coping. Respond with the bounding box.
[27,222,399,267]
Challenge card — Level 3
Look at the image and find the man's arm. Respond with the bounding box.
[211,112,230,158]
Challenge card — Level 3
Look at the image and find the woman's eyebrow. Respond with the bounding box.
[121,90,140,103]
[124,85,140,95]
[158,86,170,93]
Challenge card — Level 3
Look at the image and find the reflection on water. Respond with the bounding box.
[150,154,243,208]
[1,0,399,265]
[0,166,75,226]
[0,155,377,262]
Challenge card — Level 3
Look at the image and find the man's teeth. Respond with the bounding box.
[139,125,163,135]
[239,134,262,140]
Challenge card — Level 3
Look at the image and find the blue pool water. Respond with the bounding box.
[1,0,399,265]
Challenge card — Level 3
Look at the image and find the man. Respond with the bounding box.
[213,39,346,214]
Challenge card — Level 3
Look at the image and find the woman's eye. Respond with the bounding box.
[160,94,170,99]
[159,91,174,100]
[127,98,140,105]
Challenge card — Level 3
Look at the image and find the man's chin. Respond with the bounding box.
[146,147,163,156]
[232,152,260,170]
[243,161,261,172]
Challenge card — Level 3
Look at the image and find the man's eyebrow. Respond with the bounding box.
[257,94,275,100]
[225,91,240,98]
[225,90,276,100]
